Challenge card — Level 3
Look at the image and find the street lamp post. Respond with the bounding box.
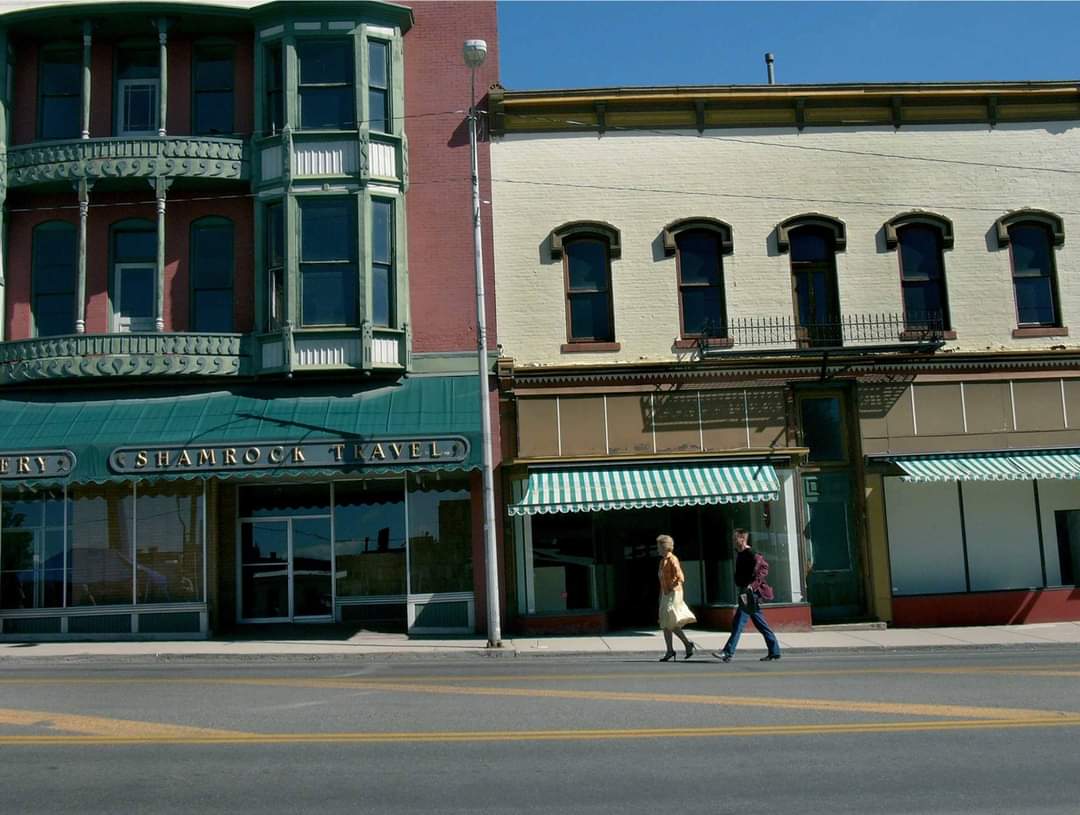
[463,38,501,647]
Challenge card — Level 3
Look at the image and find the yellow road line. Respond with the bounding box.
[3,716,1080,746]
[0,708,248,739]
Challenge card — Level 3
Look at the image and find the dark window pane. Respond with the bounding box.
[117,49,158,79]
[801,397,845,462]
[368,88,388,133]
[681,287,724,336]
[1011,225,1053,277]
[371,199,393,264]
[902,282,944,327]
[193,290,233,333]
[569,292,612,341]
[677,232,721,286]
[115,230,156,261]
[40,96,81,140]
[119,266,155,319]
[239,484,330,519]
[194,91,233,135]
[191,224,233,288]
[300,199,355,262]
[368,40,388,88]
[35,293,75,337]
[301,265,358,326]
[566,240,608,291]
[1015,277,1056,326]
[790,228,832,262]
[269,267,284,330]
[898,226,942,282]
[266,204,284,268]
[40,55,80,95]
[33,226,76,292]
[265,44,284,131]
[334,479,406,598]
[298,40,351,84]
[407,475,473,595]
[121,83,157,132]
[300,86,355,129]
[194,55,232,91]
[372,264,391,327]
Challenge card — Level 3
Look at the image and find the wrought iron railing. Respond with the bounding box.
[694,312,945,355]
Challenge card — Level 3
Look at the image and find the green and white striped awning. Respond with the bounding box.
[889,450,1080,483]
[508,463,781,516]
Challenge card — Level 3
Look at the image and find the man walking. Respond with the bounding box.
[713,528,781,663]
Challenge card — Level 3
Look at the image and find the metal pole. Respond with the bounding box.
[469,65,502,647]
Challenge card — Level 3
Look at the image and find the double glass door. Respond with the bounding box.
[240,516,333,621]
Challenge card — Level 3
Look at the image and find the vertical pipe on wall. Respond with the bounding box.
[81,21,92,139]
[1033,480,1048,588]
[957,481,971,592]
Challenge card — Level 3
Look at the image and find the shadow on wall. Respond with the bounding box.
[856,377,914,419]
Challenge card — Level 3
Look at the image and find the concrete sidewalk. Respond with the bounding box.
[1,621,1079,660]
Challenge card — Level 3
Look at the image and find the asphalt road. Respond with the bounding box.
[2,648,1079,814]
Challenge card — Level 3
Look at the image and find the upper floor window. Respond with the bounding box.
[111,222,156,332]
[264,43,284,134]
[38,48,81,141]
[298,40,355,130]
[776,214,845,347]
[265,202,284,331]
[565,239,614,343]
[193,48,234,136]
[299,197,357,326]
[367,39,390,133]
[191,218,234,332]
[115,48,159,136]
[32,222,77,337]
[881,211,954,333]
[1010,223,1060,327]
[371,198,395,327]
[663,219,732,340]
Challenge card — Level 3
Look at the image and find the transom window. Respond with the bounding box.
[32,221,77,337]
[1009,223,1060,327]
[193,48,234,136]
[371,198,395,327]
[564,238,614,343]
[676,230,726,338]
[298,40,355,130]
[38,48,81,140]
[367,39,390,133]
[190,219,234,332]
[897,224,950,330]
[299,197,358,326]
[115,48,159,136]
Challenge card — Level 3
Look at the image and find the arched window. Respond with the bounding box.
[995,209,1065,331]
[32,221,77,337]
[776,215,845,347]
[190,217,234,332]
[885,212,954,332]
[663,218,733,339]
[110,219,156,333]
[551,222,620,347]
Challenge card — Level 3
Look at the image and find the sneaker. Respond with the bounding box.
[759,653,781,661]
[712,651,732,663]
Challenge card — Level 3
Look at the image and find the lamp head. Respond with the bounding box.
[463,39,488,69]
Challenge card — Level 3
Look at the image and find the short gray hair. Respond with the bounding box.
[656,534,674,553]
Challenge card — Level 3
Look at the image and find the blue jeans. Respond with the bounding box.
[722,604,780,657]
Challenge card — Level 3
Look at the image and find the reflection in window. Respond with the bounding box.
[565,238,614,342]
[191,219,234,332]
[264,43,284,133]
[298,40,355,129]
[371,198,394,327]
[135,482,203,604]
[800,397,845,463]
[334,480,406,597]
[239,484,330,518]
[300,197,358,326]
[1009,223,1060,327]
[265,202,284,330]
[898,225,950,330]
[115,48,159,135]
[32,221,77,337]
[39,48,81,140]
[367,39,390,133]
[531,513,597,611]
[68,484,134,607]
[1,487,66,610]
[407,475,472,594]
[193,48,234,135]
[676,230,726,338]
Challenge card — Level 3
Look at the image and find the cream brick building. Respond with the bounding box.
[489,82,1080,633]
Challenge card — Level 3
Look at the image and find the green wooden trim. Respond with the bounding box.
[253,200,267,331]
[283,34,298,133]
[284,192,299,329]
[357,189,369,328]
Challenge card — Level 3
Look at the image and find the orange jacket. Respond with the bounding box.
[658,553,685,594]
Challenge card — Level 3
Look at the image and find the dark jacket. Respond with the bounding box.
[734,547,775,601]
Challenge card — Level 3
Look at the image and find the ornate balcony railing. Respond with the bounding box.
[0,333,245,383]
[7,136,249,188]
[695,312,946,357]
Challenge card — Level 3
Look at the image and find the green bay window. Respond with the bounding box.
[190,218,234,332]
[193,47,234,136]
[298,39,355,130]
[299,197,358,327]
[367,39,390,133]
[38,47,81,141]
[371,198,394,327]
[32,221,77,337]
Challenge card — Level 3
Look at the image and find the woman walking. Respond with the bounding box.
[656,534,698,661]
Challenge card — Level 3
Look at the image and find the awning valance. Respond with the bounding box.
[508,463,781,516]
[0,376,481,485]
[887,450,1080,483]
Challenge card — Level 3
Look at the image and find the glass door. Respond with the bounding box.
[240,520,289,621]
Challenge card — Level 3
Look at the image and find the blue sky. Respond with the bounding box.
[497,2,1080,89]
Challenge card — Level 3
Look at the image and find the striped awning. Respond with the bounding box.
[889,450,1080,483]
[508,463,781,516]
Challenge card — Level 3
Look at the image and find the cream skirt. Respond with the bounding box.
[658,588,697,630]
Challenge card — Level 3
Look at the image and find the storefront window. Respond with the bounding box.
[135,482,203,604]
[1,487,66,610]
[69,484,134,606]
[531,513,597,611]
[334,480,405,597]
[407,475,472,594]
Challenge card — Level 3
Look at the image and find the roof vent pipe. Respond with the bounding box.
[765,52,775,85]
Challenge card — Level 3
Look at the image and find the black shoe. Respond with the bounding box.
[712,651,732,663]
[760,653,781,661]
[684,642,697,660]
[659,651,677,662]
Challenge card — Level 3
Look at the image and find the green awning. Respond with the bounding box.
[508,463,781,516]
[0,376,481,485]
[889,450,1080,483]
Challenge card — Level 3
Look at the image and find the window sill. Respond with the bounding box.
[673,337,734,350]
[1012,326,1069,338]
[900,329,957,341]
[561,341,621,354]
